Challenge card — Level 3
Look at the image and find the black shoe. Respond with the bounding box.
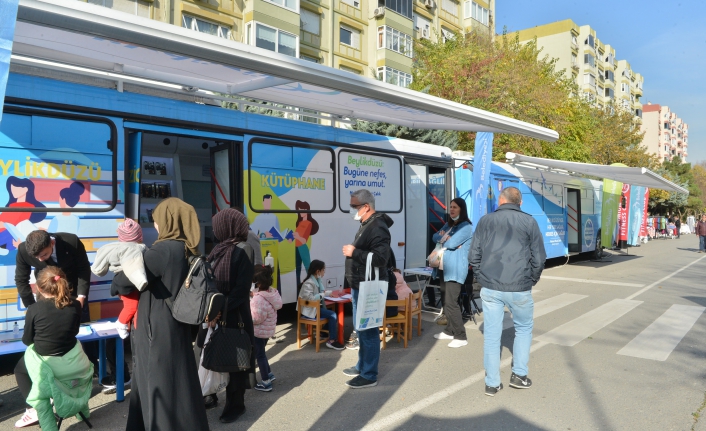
[219,406,245,423]
[346,375,377,389]
[326,341,346,350]
[100,374,131,394]
[509,373,532,389]
[204,394,219,410]
[342,366,360,377]
[485,383,503,396]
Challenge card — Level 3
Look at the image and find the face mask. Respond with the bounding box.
[451,215,460,221]
[350,207,363,221]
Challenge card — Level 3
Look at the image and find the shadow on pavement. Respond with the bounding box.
[391,409,550,431]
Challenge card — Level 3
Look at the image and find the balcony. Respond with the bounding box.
[337,0,363,20]
[439,9,460,27]
[571,64,579,72]
[300,30,321,47]
[338,44,362,60]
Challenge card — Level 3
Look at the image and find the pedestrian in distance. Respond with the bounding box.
[696,214,706,252]
[675,216,681,239]
[342,189,392,389]
[431,197,472,348]
[469,187,546,396]
[298,259,346,350]
[250,265,282,392]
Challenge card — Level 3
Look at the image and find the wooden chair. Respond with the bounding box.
[297,298,329,352]
[408,290,423,340]
[380,296,410,349]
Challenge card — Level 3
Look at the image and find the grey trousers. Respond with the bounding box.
[440,279,467,340]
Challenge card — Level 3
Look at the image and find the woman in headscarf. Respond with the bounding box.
[111,198,209,431]
[206,208,255,423]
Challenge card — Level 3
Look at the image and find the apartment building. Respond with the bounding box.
[82,0,495,88]
[640,103,689,163]
[512,19,643,119]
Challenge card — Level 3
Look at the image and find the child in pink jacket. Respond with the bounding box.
[250,265,282,392]
[394,268,416,311]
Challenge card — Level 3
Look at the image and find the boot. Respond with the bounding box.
[220,382,246,423]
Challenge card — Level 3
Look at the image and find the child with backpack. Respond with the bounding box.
[250,265,282,392]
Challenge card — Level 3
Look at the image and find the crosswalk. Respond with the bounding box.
[485,292,704,362]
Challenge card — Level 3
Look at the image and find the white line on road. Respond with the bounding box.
[541,276,644,288]
[625,255,706,300]
[617,304,705,361]
[502,293,587,330]
[359,341,549,431]
[535,299,642,346]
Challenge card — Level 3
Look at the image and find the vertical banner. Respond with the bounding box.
[0,0,20,123]
[617,183,631,248]
[471,132,493,231]
[601,179,622,248]
[628,185,646,246]
[639,188,650,238]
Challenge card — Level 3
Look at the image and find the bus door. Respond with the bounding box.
[404,163,428,268]
[567,188,581,253]
[209,142,241,252]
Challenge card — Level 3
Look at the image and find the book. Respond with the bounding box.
[268,226,294,242]
[4,220,37,242]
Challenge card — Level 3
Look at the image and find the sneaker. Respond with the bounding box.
[268,372,276,382]
[509,373,532,389]
[346,339,360,350]
[342,366,360,377]
[204,394,219,410]
[15,408,38,428]
[345,375,378,389]
[484,383,503,397]
[448,339,468,348]
[436,315,448,325]
[434,332,454,340]
[254,380,273,392]
[327,340,346,350]
[348,331,358,341]
[101,374,131,392]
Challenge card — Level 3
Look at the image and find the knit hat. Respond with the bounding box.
[118,218,143,243]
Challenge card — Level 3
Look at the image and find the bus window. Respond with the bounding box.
[428,167,447,253]
[339,150,402,213]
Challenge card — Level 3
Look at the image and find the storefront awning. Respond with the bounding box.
[11,0,559,142]
[505,153,688,194]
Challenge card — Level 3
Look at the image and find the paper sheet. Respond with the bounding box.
[77,325,93,337]
[90,321,116,332]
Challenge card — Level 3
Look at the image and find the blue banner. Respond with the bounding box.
[0,0,20,123]
[471,132,493,230]
[628,185,646,246]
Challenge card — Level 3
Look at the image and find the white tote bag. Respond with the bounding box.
[354,252,389,331]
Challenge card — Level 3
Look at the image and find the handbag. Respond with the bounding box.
[427,243,446,269]
[198,327,230,395]
[201,299,252,373]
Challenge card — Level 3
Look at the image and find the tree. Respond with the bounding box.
[352,120,459,149]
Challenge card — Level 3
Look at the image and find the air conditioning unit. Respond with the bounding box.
[373,7,385,17]
[424,0,434,8]
[421,27,429,39]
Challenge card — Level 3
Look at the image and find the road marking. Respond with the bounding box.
[625,255,706,300]
[541,276,644,288]
[617,304,705,361]
[359,341,549,431]
[534,299,642,346]
[502,293,587,330]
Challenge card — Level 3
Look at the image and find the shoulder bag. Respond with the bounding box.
[201,299,252,373]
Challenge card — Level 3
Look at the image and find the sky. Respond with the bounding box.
[496,0,706,163]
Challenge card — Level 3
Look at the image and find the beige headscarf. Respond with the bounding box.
[152,197,201,256]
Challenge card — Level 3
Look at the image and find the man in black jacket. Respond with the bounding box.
[469,187,546,396]
[342,189,392,389]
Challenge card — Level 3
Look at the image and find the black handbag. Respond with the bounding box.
[201,300,252,373]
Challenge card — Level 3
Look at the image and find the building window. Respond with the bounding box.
[441,27,455,43]
[377,26,413,57]
[621,83,629,93]
[253,23,298,57]
[300,9,320,35]
[264,0,298,12]
[88,0,150,17]
[605,88,614,98]
[340,25,361,49]
[441,0,458,17]
[605,70,614,82]
[413,13,431,38]
[182,14,232,39]
[465,1,488,25]
[584,53,595,68]
[571,35,578,46]
[605,53,614,65]
[382,0,412,19]
[340,65,361,74]
[377,66,412,88]
[583,73,596,88]
[341,0,360,7]
[585,34,594,48]
[300,54,320,63]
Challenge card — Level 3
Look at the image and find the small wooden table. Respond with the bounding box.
[324,288,352,345]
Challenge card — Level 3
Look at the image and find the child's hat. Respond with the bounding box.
[118,218,143,243]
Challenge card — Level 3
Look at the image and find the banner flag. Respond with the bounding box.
[601,179,622,248]
[618,183,631,248]
[470,132,493,231]
[628,185,646,246]
[0,0,20,123]
[640,188,650,237]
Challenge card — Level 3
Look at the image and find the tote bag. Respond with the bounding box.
[355,253,389,331]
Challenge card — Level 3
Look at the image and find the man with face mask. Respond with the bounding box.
[342,189,392,389]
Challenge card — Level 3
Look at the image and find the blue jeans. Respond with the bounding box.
[351,288,380,381]
[319,307,338,342]
[700,236,706,251]
[480,287,534,387]
[253,337,271,381]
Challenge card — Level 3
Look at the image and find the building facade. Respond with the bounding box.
[512,19,643,119]
[640,103,689,163]
[82,0,495,88]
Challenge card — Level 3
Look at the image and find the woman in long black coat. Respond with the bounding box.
[112,198,209,431]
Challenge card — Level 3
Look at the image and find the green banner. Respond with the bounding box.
[601,179,622,248]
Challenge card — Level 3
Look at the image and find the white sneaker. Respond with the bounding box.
[15,408,38,428]
[434,332,454,340]
[448,339,468,348]
[115,321,130,339]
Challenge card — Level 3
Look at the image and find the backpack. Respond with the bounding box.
[167,255,225,325]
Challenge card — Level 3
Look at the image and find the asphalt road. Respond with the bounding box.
[0,235,704,431]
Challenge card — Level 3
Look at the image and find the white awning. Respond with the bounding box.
[11,0,559,142]
[505,153,688,194]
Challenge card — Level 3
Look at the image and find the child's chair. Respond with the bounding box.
[297,298,330,352]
